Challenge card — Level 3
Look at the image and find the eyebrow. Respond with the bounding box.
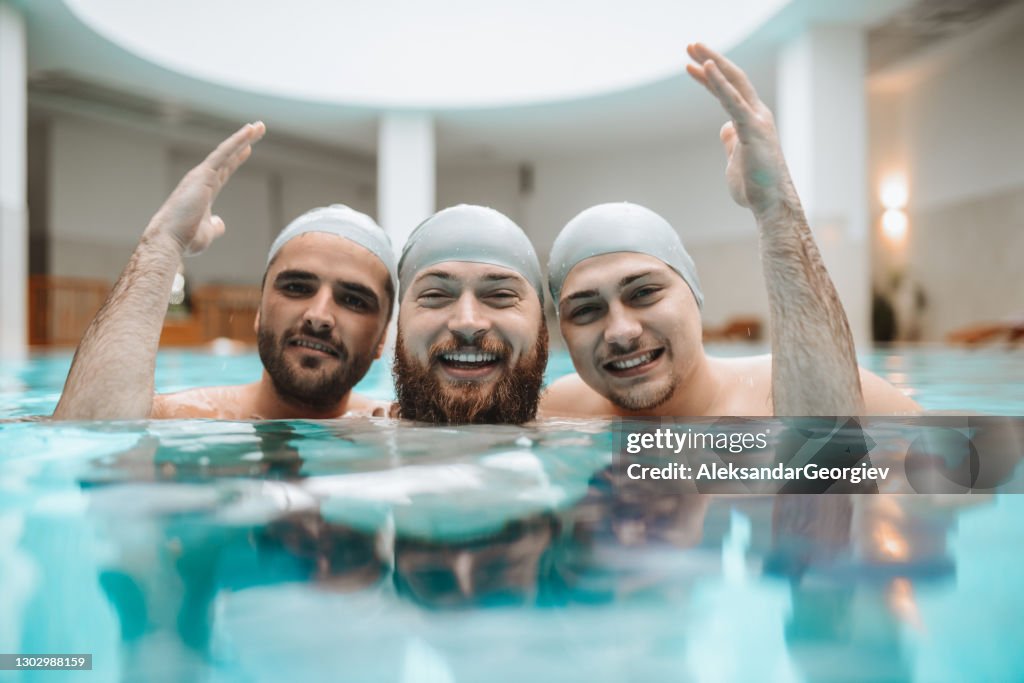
[560,271,657,306]
[275,270,381,305]
[415,270,525,286]
[619,271,653,287]
[274,269,318,284]
[563,289,599,303]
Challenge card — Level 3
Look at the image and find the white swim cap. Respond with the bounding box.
[267,204,398,293]
[398,205,544,304]
[548,202,703,311]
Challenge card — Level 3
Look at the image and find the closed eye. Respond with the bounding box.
[485,290,520,306]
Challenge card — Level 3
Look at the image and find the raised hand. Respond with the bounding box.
[147,122,266,256]
[685,43,793,216]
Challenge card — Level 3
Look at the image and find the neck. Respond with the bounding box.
[252,371,351,419]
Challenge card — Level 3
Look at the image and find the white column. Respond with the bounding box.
[377,112,435,355]
[777,26,869,345]
[0,1,28,360]
[378,112,435,255]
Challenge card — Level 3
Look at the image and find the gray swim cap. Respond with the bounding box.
[548,202,703,310]
[267,204,398,292]
[398,205,544,303]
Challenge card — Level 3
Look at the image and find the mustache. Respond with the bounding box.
[428,335,511,362]
[283,328,349,361]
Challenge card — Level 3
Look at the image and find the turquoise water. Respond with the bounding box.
[3,344,1024,417]
[1,346,1023,682]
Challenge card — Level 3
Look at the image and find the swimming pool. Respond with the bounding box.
[4,344,1024,418]
[1,346,1022,682]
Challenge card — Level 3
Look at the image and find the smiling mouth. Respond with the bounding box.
[288,338,340,358]
[436,349,505,379]
[603,348,665,375]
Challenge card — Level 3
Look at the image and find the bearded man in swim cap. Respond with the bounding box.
[392,205,548,424]
[54,123,396,420]
[541,44,919,418]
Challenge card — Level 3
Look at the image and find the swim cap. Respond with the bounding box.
[267,205,398,292]
[398,205,544,304]
[548,202,703,310]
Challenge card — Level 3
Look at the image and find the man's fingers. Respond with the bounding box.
[220,144,253,183]
[685,62,709,88]
[205,121,265,170]
[703,60,753,132]
[688,42,761,106]
[720,121,738,156]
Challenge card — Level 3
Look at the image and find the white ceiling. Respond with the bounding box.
[18,0,915,164]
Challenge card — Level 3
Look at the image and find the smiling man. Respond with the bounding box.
[392,205,548,424]
[53,123,396,420]
[540,44,919,418]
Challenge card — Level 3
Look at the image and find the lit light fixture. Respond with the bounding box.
[882,209,908,242]
[880,176,908,210]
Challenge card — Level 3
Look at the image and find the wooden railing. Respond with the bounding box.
[28,275,110,346]
[191,285,261,343]
[28,275,261,347]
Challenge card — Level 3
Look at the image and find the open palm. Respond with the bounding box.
[149,122,265,256]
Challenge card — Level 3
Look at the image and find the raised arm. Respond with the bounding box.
[685,43,863,416]
[52,122,265,420]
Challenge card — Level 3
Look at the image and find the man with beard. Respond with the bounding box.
[54,123,396,420]
[392,205,547,424]
[540,44,919,417]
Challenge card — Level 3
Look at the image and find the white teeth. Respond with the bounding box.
[610,352,654,370]
[441,352,498,363]
[293,339,334,355]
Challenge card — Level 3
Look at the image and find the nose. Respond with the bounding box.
[447,293,492,344]
[302,287,336,335]
[603,301,642,349]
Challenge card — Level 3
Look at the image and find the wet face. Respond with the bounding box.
[257,233,391,412]
[394,262,547,424]
[558,253,702,412]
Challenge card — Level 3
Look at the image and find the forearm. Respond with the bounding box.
[757,192,864,416]
[53,229,183,420]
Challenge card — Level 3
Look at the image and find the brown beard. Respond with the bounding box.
[258,325,374,413]
[393,324,548,425]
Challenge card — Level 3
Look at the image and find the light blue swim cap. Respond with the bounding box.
[398,205,544,304]
[267,204,398,293]
[548,202,703,310]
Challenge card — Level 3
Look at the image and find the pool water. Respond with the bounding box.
[3,345,1024,418]
[1,345,1022,682]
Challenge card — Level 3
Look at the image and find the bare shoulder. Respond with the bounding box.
[539,373,617,418]
[344,393,392,417]
[858,367,921,415]
[151,385,252,419]
[709,355,919,416]
[708,354,774,416]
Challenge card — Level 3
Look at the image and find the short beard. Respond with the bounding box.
[607,374,678,411]
[258,326,373,413]
[393,325,548,425]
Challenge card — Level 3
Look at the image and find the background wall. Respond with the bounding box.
[870,17,1024,339]
[29,10,1024,342]
[439,134,768,330]
[40,114,376,288]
